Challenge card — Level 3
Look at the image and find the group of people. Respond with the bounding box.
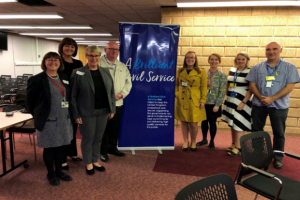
[26,38,132,186]
[175,42,300,170]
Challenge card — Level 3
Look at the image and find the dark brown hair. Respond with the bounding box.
[208,53,221,63]
[41,52,64,72]
[58,37,78,57]
[180,51,201,74]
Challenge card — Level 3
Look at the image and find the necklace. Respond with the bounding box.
[46,72,59,80]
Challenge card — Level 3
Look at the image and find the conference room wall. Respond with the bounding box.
[0,34,62,77]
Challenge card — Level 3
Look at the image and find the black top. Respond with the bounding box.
[61,57,83,79]
[90,69,109,109]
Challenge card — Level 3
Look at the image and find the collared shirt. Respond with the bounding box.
[246,59,300,109]
[205,69,227,107]
[104,55,116,71]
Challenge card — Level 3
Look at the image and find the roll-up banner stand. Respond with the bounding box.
[118,22,180,153]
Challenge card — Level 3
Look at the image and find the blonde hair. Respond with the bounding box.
[234,52,250,68]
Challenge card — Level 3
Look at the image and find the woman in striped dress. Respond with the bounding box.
[221,52,252,156]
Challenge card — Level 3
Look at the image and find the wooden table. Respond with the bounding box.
[0,112,33,177]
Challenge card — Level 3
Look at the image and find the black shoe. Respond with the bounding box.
[196,140,208,146]
[208,143,215,150]
[100,154,109,162]
[47,174,60,186]
[86,167,95,175]
[182,146,188,151]
[190,147,197,152]
[274,159,283,169]
[61,165,69,170]
[107,149,126,157]
[57,173,72,181]
[69,156,83,161]
[93,164,106,172]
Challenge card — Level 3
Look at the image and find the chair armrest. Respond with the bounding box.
[285,152,300,160]
[247,165,275,179]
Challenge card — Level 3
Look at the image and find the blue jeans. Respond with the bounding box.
[251,105,288,161]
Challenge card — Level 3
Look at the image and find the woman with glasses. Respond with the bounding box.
[70,45,115,175]
[26,52,73,186]
[175,51,207,152]
[58,37,83,170]
[196,54,227,150]
[221,52,252,156]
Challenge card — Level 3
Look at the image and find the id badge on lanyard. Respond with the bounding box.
[61,100,69,108]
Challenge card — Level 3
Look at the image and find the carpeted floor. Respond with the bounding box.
[0,128,299,200]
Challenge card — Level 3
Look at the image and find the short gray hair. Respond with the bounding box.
[85,45,101,55]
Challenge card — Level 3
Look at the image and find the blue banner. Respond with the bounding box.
[118,23,180,150]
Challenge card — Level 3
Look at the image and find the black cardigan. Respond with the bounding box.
[26,71,70,131]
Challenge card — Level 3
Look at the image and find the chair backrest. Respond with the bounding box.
[17,86,26,95]
[1,75,11,81]
[240,131,273,171]
[174,174,238,200]
[23,74,33,79]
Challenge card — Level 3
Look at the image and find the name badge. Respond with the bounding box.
[266,81,273,88]
[62,80,69,84]
[61,101,69,108]
[229,83,236,87]
[266,76,275,81]
[182,82,188,87]
[76,71,85,76]
[230,92,237,97]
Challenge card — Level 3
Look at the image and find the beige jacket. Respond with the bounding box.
[100,56,132,106]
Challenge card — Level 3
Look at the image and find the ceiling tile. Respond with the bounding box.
[105,14,129,22]
[80,14,116,24]
[46,0,86,6]
[100,0,128,6]
[123,14,145,22]
[78,0,106,6]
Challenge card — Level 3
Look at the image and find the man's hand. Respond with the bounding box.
[109,113,114,119]
[115,93,123,100]
[75,118,83,124]
[260,96,275,106]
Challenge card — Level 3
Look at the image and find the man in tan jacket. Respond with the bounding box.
[100,41,132,161]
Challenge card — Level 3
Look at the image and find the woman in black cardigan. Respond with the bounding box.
[58,37,83,170]
[26,52,73,186]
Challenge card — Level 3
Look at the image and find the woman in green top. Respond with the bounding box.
[196,54,227,149]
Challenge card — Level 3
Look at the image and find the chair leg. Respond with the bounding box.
[33,132,37,161]
[28,133,32,146]
[254,193,258,200]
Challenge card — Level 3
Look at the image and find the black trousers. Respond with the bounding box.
[101,106,123,155]
[62,120,78,163]
[251,105,288,161]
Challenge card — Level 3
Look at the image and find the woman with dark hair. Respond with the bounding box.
[58,37,83,169]
[26,52,73,186]
[175,51,207,152]
[222,52,252,157]
[196,54,227,150]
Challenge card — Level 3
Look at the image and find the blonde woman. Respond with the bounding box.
[221,52,252,156]
[175,51,207,152]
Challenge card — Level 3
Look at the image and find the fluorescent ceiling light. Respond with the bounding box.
[177,1,300,7]
[0,0,17,2]
[0,13,63,19]
[0,26,92,29]
[20,33,112,36]
[46,38,86,40]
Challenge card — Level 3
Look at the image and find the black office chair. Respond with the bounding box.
[234,131,300,200]
[175,174,238,200]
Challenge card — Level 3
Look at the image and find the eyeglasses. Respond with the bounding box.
[186,57,196,60]
[87,54,100,58]
[107,48,119,52]
[46,59,59,62]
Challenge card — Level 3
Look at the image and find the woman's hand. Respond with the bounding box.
[199,102,205,109]
[213,106,219,112]
[75,118,83,124]
[237,102,245,110]
[109,113,114,119]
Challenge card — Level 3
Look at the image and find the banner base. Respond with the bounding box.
[118,146,174,153]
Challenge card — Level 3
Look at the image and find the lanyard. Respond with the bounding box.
[208,70,217,87]
[266,59,281,76]
[48,76,65,98]
[233,67,247,84]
